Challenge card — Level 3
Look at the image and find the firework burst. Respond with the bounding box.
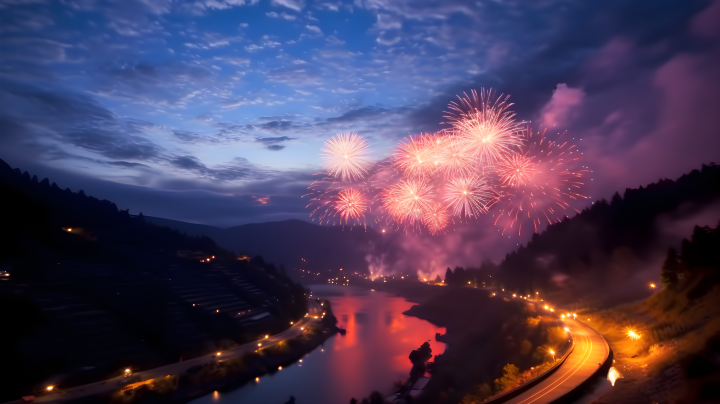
[305,88,589,236]
[496,152,537,187]
[382,178,434,226]
[393,134,438,178]
[444,175,498,218]
[422,202,449,235]
[334,188,368,224]
[321,132,372,181]
[494,128,587,235]
[446,89,525,168]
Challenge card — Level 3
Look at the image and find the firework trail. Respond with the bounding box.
[446,89,526,168]
[321,132,372,181]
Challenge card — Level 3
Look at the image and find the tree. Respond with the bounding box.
[494,363,519,392]
[434,274,442,284]
[660,247,681,287]
[445,267,453,285]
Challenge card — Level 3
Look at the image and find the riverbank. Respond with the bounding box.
[356,281,570,404]
[35,300,341,404]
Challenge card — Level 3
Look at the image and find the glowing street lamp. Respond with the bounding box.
[650,283,656,294]
[549,349,555,362]
[47,386,54,391]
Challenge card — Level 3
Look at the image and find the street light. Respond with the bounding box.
[650,283,656,294]
[47,386,54,391]
[549,349,555,362]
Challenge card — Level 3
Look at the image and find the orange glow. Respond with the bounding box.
[255,377,260,382]
[265,335,269,339]
[66,228,72,232]
[258,343,262,346]
[626,329,641,340]
[47,386,54,391]
[278,366,282,370]
[549,349,555,355]
[217,352,221,356]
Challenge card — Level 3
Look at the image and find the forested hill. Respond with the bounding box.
[496,163,720,305]
[0,157,308,402]
[0,157,224,263]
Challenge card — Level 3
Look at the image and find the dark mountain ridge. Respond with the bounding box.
[145,215,383,280]
[0,157,308,401]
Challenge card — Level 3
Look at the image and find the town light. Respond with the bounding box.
[217,352,221,356]
[47,386,54,391]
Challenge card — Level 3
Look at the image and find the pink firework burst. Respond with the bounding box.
[446,88,525,168]
[393,134,439,178]
[382,178,434,226]
[422,202,449,235]
[334,188,368,224]
[436,132,476,178]
[496,152,537,187]
[321,132,372,181]
[494,128,587,235]
[444,175,498,218]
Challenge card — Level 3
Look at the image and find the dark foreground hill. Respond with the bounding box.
[0,158,308,402]
[145,216,383,280]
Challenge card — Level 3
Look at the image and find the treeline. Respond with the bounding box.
[0,158,224,266]
[495,163,720,295]
[660,222,720,293]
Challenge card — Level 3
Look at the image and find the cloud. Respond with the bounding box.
[305,25,323,35]
[271,0,303,12]
[169,155,268,181]
[539,83,585,127]
[255,135,296,150]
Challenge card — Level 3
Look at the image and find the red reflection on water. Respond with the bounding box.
[325,290,446,397]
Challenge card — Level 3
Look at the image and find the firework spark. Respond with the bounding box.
[321,132,372,181]
[446,89,525,168]
[444,175,497,218]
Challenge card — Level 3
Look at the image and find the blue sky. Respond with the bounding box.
[1,0,719,242]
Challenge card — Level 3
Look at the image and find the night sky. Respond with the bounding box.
[1,0,719,269]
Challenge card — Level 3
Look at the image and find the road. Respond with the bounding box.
[11,300,325,404]
[504,318,609,404]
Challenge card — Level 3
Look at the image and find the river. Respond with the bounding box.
[191,285,446,404]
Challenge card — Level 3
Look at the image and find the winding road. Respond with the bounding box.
[7,300,324,404]
[504,318,610,404]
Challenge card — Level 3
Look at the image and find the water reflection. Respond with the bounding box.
[192,285,445,404]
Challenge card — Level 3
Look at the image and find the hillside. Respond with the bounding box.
[576,223,720,404]
[0,158,308,402]
[145,216,383,280]
[490,163,720,306]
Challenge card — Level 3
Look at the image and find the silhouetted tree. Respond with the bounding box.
[660,247,681,287]
[434,274,442,284]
